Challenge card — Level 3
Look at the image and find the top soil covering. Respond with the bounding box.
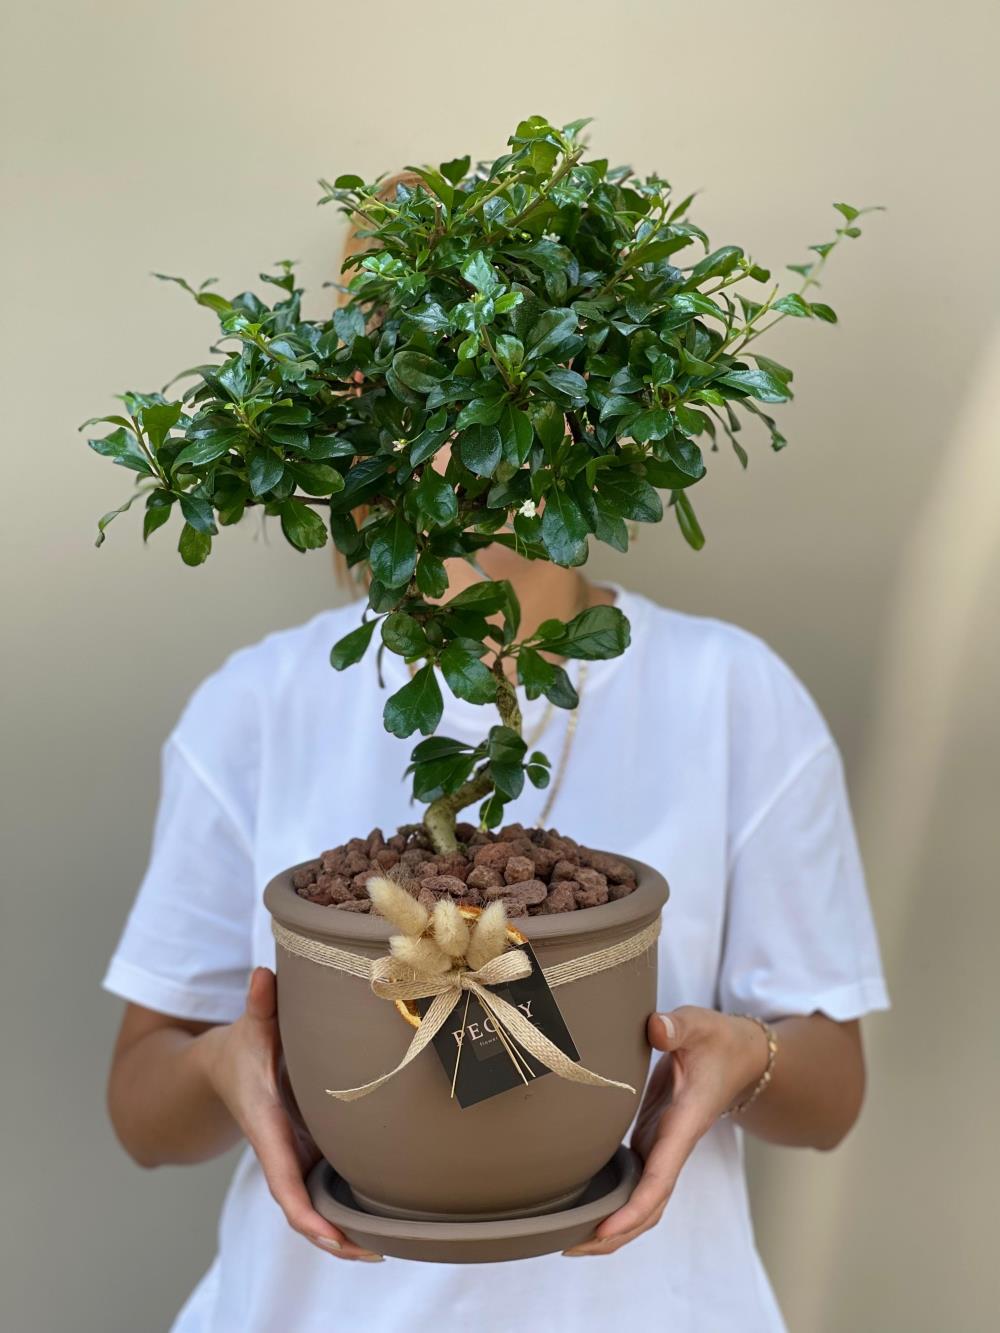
[292,823,639,918]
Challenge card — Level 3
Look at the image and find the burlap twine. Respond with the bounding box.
[271,916,660,1101]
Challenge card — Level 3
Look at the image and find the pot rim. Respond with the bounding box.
[264,852,668,947]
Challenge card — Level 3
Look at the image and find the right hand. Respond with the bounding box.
[198,966,384,1261]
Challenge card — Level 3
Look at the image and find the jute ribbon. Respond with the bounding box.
[272,916,660,1102]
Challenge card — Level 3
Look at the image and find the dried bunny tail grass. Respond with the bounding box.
[430,899,471,960]
[367,876,428,937]
[466,900,509,971]
[389,934,453,976]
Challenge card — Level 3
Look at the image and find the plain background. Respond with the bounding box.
[3,2,999,1329]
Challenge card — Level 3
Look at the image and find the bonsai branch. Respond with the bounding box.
[423,661,523,855]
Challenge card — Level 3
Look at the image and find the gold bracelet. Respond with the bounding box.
[722,1014,778,1116]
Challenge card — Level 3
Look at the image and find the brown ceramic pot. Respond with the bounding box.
[264,854,668,1220]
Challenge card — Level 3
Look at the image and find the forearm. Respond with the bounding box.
[733,1013,865,1150]
[108,1021,241,1168]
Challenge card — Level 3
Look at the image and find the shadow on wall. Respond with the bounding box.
[751,328,1000,1332]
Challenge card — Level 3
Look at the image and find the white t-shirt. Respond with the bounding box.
[102,584,889,1333]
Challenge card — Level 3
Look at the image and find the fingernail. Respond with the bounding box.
[313,1236,341,1251]
[356,1253,385,1262]
[658,1013,675,1041]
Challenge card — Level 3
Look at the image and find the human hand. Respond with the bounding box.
[197,966,383,1261]
[564,1006,769,1256]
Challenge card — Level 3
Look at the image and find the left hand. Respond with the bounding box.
[564,1006,769,1256]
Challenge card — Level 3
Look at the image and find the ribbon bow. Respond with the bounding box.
[325,946,636,1102]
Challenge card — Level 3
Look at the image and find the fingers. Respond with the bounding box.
[646,1004,706,1053]
[565,1099,706,1256]
[245,967,277,1023]
[250,1097,383,1261]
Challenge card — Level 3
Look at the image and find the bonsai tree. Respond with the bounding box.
[85,114,878,856]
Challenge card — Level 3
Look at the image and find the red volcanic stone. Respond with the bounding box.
[503,856,535,885]
[473,843,512,872]
[421,875,467,898]
[467,865,504,891]
[551,858,581,882]
[535,882,578,914]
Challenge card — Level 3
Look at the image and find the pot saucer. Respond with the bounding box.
[307,1146,640,1264]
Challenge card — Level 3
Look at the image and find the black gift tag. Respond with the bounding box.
[416,943,579,1109]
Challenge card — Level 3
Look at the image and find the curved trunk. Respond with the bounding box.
[424,664,522,855]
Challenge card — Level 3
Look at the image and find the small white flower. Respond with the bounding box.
[392,438,407,453]
[518,499,537,518]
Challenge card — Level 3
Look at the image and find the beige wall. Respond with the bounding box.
[3,2,999,1329]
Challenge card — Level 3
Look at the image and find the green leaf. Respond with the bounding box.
[279,498,328,550]
[369,513,418,587]
[540,368,587,402]
[833,202,860,222]
[517,646,579,708]
[455,397,506,429]
[142,491,174,541]
[529,399,565,452]
[334,173,365,188]
[381,612,429,657]
[773,293,812,318]
[533,605,631,660]
[392,350,447,393]
[525,307,578,361]
[330,617,378,669]
[540,489,588,566]
[439,155,471,185]
[414,467,458,527]
[497,405,534,467]
[440,640,498,704]
[486,725,527,800]
[458,423,502,477]
[717,368,791,403]
[673,490,705,549]
[140,401,182,448]
[286,462,346,496]
[87,427,152,476]
[178,493,217,534]
[809,302,838,323]
[173,431,241,470]
[628,408,671,443]
[685,246,743,285]
[94,488,148,547]
[597,472,663,523]
[461,251,497,293]
[447,579,511,613]
[383,664,443,738]
[178,522,211,566]
[249,449,285,496]
[416,550,448,598]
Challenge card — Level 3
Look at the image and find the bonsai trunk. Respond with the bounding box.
[424,664,522,855]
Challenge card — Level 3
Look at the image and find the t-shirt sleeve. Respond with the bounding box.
[101,732,256,1024]
[717,645,890,1023]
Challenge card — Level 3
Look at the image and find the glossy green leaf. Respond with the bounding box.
[532,604,631,660]
[414,468,458,527]
[383,664,443,738]
[369,513,418,587]
[279,498,328,551]
[178,521,211,566]
[458,423,502,477]
[540,489,588,566]
[440,640,497,704]
[330,617,378,669]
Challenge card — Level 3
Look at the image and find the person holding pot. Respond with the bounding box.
[102,183,889,1333]
[103,565,888,1332]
